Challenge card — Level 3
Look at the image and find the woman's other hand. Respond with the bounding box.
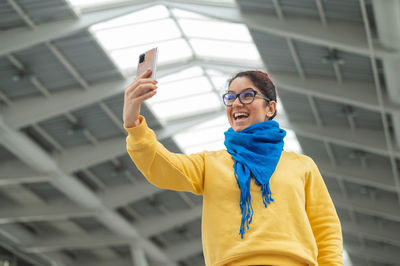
[123,69,158,128]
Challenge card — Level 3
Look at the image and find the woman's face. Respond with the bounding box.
[226,77,276,132]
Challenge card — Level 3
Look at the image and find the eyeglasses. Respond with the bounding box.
[222,89,271,107]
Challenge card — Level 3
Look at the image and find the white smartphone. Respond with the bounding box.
[137,47,158,79]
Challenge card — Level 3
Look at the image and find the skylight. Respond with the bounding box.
[67,0,121,9]
[190,39,260,61]
[178,19,252,41]
[110,39,192,69]
[86,3,302,155]
[89,4,260,73]
[68,0,236,10]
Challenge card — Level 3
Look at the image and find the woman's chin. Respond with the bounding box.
[232,124,248,132]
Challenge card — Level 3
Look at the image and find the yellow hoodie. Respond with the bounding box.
[125,116,343,266]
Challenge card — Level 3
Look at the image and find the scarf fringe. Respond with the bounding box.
[237,177,274,238]
[262,183,274,207]
[225,121,285,239]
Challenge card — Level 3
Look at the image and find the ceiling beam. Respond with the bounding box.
[0,233,52,266]
[0,117,177,265]
[0,160,52,186]
[2,59,249,130]
[161,225,400,266]
[21,206,202,253]
[274,73,400,116]
[239,9,398,59]
[291,121,400,158]
[0,203,97,224]
[343,222,400,248]
[0,0,240,57]
[164,237,202,262]
[46,239,200,266]
[137,205,202,237]
[6,0,36,29]
[22,233,137,253]
[5,70,400,132]
[345,243,400,266]
[4,191,399,265]
[160,0,240,23]
[9,191,400,254]
[317,159,396,192]
[3,79,127,130]
[371,0,400,104]
[0,1,155,56]
[24,234,203,263]
[56,109,225,173]
[131,247,149,266]
[3,153,396,224]
[67,258,132,266]
[371,0,400,150]
[360,0,400,207]
[332,192,400,223]
[101,181,160,209]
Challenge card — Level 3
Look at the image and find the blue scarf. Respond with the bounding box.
[224,120,286,238]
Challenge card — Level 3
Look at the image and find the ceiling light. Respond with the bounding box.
[321,49,345,65]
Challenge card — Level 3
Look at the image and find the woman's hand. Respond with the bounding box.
[123,69,158,128]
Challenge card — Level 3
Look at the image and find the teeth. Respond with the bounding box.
[234,113,249,118]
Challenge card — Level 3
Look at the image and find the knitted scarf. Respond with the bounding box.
[224,120,286,238]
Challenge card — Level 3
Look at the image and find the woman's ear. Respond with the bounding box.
[266,101,277,119]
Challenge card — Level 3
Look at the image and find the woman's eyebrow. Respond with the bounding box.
[227,88,254,93]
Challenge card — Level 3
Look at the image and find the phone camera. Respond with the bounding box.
[139,54,145,63]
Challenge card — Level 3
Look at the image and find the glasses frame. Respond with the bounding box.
[222,89,271,107]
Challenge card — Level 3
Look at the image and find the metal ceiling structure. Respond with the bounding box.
[0,0,399,266]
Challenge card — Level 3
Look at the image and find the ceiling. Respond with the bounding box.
[0,0,399,266]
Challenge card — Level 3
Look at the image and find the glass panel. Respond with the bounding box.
[179,19,252,42]
[206,69,230,91]
[148,76,213,104]
[211,76,229,92]
[110,39,192,69]
[171,8,210,19]
[149,93,221,121]
[194,0,235,3]
[93,19,181,50]
[159,66,204,83]
[85,3,301,157]
[190,39,260,61]
[68,0,120,8]
[92,5,170,31]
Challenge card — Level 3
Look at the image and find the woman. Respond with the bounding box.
[123,69,343,266]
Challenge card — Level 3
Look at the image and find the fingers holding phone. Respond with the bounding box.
[123,69,158,128]
[133,47,158,98]
[123,48,159,128]
[128,69,158,99]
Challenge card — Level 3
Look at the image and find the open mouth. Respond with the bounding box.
[233,112,249,121]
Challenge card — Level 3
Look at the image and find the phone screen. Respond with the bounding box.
[137,47,158,79]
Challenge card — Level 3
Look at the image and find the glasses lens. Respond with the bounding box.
[240,90,255,104]
[223,93,235,105]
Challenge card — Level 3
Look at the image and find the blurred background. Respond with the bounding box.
[0,0,399,265]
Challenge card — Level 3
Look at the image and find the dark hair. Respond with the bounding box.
[227,70,277,120]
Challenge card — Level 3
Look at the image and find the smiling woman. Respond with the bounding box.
[123,69,344,266]
[224,71,277,132]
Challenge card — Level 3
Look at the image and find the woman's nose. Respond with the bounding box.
[232,96,243,107]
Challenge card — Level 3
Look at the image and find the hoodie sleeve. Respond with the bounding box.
[125,116,205,195]
[304,157,344,266]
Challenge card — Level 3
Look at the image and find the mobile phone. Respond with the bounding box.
[137,47,158,79]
